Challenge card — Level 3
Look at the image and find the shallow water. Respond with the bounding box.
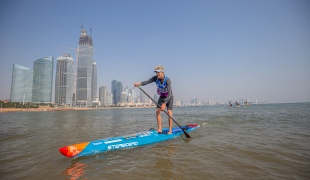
[0,103,309,179]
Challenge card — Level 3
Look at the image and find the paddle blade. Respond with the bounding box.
[183,131,191,138]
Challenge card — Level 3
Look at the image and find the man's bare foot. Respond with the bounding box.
[157,129,162,133]
[167,130,172,134]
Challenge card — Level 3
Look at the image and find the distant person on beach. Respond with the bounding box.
[229,101,232,108]
[134,65,173,134]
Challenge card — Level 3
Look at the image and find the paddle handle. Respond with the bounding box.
[138,86,191,138]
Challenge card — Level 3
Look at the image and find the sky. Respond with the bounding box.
[0,0,309,104]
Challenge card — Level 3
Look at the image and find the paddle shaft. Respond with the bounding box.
[138,86,191,138]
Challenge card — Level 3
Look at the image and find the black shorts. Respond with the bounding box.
[157,96,173,110]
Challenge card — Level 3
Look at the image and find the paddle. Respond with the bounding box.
[138,86,191,138]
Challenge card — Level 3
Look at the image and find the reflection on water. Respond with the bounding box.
[63,162,87,180]
[153,142,178,179]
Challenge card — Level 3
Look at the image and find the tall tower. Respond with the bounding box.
[111,80,117,105]
[124,86,129,102]
[99,86,107,107]
[55,54,74,106]
[32,56,54,103]
[116,81,123,104]
[10,64,33,103]
[130,88,136,103]
[92,61,97,101]
[140,91,146,103]
[111,80,123,105]
[76,25,94,107]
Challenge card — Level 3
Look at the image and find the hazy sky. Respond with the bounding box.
[0,0,309,103]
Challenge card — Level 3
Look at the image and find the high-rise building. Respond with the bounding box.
[128,93,132,103]
[111,80,123,105]
[132,88,136,103]
[121,92,127,102]
[175,97,180,106]
[116,81,123,104]
[10,64,33,103]
[129,88,136,103]
[99,86,107,107]
[55,54,74,106]
[92,61,97,101]
[111,80,117,105]
[136,96,141,103]
[76,26,94,107]
[32,56,54,103]
[140,91,146,103]
[107,93,113,106]
[124,86,129,102]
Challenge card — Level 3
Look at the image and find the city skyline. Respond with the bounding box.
[1,0,309,104]
[9,55,254,106]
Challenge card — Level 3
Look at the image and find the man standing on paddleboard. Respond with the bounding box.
[134,65,174,134]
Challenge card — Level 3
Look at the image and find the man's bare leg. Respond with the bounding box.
[156,108,162,133]
[167,110,173,134]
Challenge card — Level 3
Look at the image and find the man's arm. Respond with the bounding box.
[134,76,157,87]
[141,76,157,86]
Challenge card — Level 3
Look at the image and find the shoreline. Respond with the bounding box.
[0,106,155,113]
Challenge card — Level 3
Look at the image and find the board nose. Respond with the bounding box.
[59,146,68,156]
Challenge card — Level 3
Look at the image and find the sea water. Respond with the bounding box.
[0,103,309,179]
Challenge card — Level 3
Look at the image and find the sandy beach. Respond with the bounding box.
[0,107,101,113]
[0,105,154,113]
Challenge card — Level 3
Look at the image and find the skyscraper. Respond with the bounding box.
[10,64,33,103]
[107,93,113,106]
[128,93,132,103]
[124,86,129,102]
[55,54,74,106]
[130,88,136,103]
[32,56,54,103]
[140,91,146,103]
[99,86,107,107]
[111,80,123,105]
[76,25,94,107]
[92,61,97,101]
[111,80,117,105]
[116,81,123,104]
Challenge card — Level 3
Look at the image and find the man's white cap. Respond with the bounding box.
[154,65,164,72]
